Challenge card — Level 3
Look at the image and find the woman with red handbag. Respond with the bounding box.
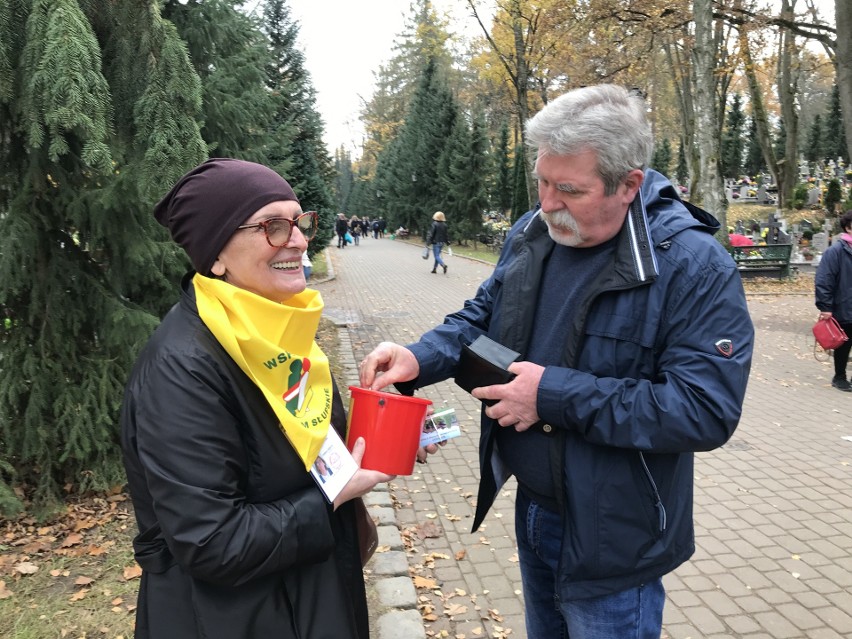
[815,210,852,391]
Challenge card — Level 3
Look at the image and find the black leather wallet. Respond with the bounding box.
[455,335,520,405]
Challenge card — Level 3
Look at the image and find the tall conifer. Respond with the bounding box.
[492,121,513,217]
[262,0,335,246]
[0,0,206,514]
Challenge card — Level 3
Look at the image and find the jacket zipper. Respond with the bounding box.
[639,451,667,532]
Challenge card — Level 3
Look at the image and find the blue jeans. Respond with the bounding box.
[515,490,666,639]
[432,243,446,268]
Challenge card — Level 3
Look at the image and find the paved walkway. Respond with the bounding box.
[314,237,852,639]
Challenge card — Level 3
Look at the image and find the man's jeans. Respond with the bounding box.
[515,490,666,639]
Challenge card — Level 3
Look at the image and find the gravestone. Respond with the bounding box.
[739,185,750,199]
[756,185,769,203]
[807,188,820,206]
[765,213,791,245]
[812,231,828,254]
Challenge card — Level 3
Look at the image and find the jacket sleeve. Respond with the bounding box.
[128,349,335,587]
[814,247,838,312]
[425,223,435,245]
[537,260,754,454]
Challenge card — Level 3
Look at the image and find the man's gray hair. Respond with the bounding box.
[525,85,653,196]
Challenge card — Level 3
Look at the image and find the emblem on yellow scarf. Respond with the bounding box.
[193,274,333,469]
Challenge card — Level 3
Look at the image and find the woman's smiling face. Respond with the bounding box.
[210,200,308,302]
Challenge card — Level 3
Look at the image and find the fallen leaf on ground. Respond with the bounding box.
[122,564,142,581]
[413,575,439,589]
[14,561,39,575]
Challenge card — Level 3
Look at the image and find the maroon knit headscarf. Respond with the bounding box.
[153,158,299,276]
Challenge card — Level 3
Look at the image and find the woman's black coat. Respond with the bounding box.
[121,274,368,639]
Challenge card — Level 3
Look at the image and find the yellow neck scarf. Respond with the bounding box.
[193,274,333,470]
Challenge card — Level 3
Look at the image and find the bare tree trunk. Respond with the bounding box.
[776,0,800,211]
[509,0,537,209]
[740,29,780,190]
[693,0,727,233]
[837,0,852,163]
[665,38,699,198]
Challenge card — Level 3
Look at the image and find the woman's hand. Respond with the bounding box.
[819,311,833,320]
[333,437,394,510]
[358,342,419,390]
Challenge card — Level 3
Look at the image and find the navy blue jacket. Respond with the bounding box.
[402,170,754,600]
[815,238,852,324]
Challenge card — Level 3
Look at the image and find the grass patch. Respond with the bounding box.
[0,496,138,639]
[310,248,329,279]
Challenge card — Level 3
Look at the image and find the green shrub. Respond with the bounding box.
[793,183,809,210]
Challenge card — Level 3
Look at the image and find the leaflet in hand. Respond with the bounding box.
[419,408,461,446]
[309,427,358,503]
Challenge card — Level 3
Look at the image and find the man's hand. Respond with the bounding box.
[358,342,420,390]
[472,361,544,432]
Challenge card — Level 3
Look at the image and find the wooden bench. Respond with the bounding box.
[728,244,794,279]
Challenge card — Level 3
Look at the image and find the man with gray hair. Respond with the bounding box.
[359,84,754,637]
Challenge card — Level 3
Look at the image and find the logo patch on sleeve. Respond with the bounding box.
[715,339,733,357]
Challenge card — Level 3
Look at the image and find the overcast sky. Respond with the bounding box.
[283,0,477,154]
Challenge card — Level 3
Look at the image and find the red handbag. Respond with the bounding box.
[813,316,849,351]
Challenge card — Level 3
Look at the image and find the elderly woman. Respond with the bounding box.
[120,158,391,639]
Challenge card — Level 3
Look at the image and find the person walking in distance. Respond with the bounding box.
[358,85,754,638]
[815,209,852,391]
[426,211,449,274]
[335,213,349,249]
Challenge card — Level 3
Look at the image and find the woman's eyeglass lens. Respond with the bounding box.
[238,212,318,246]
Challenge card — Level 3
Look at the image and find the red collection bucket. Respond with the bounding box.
[346,386,432,475]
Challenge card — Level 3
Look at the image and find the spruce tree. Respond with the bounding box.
[805,114,823,164]
[492,121,513,217]
[511,144,530,219]
[261,0,335,247]
[333,146,355,214]
[675,138,689,185]
[823,86,849,163]
[0,0,206,514]
[441,110,490,243]
[721,93,745,179]
[651,138,673,176]
[744,116,764,177]
[162,0,275,161]
[774,119,786,164]
[373,58,457,234]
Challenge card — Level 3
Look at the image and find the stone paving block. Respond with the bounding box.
[377,609,426,639]
[753,610,801,638]
[377,524,404,550]
[696,588,742,616]
[363,490,393,507]
[681,605,727,634]
[372,506,397,525]
[371,551,411,576]
[813,605,852,635]
[376,576,419,608]
[775,601,823,631]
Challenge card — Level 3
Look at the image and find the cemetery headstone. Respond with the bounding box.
[812,231,828,254]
